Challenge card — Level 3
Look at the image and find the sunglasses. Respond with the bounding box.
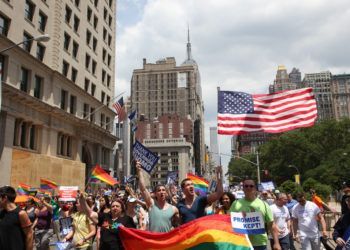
[244,185,255,188]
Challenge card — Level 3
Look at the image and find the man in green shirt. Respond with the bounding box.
[230,179,281,250]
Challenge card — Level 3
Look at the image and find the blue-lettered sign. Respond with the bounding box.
[231,212,265,235]
[132,140,159,174]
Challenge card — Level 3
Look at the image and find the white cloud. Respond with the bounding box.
[116,0,350,166]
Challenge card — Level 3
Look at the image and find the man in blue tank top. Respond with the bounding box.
[177,166,223,224]
[136,162,180,232]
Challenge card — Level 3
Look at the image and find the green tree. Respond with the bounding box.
[278,180,303,197]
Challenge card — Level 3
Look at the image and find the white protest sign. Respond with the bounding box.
[58,186,78,201]
[260,181,275,191]
[231,212,265,235]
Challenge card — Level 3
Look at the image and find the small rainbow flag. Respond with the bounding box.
[40,178,58,190]
[91,164,119,186]
[119,214,253,250]
[187,173,209,195]
[17,183,31,195]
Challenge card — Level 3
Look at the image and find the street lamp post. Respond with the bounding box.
[0,34,50,109]
[233,152,261,184]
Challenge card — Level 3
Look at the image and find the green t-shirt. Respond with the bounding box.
[229,198,273,247]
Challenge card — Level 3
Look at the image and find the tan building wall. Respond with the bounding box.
[11,149,85,189]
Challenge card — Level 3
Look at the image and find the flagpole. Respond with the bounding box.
[82,91,125,120]
[217,87,222,181]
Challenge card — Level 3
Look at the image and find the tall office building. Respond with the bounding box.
[269,65,297,93]
[289,67,302,87]
[130,30,205,175]
[331,74,350,120]
[303,71,334,121]
[0,0,117,188]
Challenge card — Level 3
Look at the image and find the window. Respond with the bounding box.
[23,32,33,52]
[94,0,98,8]
[102,49,106,62]
[87,7,92,22]
[107,74,111,88]
[109,15,112,27]
[71,67,77,82]
[106,96,110,105]
[101,91,105,103]
[93,15,98,29]
[60,89,68,109]
[83,103,89,118]
[65,5,72,23]
[92,37,97,51]
[70,95,76,114]
[33,75,42,99]
[107,54,111,67]
[103,28,107,40]
[103,8,107,20]
[106,117,110,130]
[38,11,47,32]
[14,119,37,150]
[0,55,4,82]
[74,0,80,7]
[102,70,106,83]
[25,0,35,22]
[86,30,91,45]
[57,133,72,157]
[109,0,113,8]
[72,41,79,59]
[108,34,112,46]
[91,83,96,96]
[85,54,91,69]
[100,113,105,127]
[64,32,71,51]
[20,67,30,92]
[92,60,97,75]
[90,107,95,122]
[73,15,80,33]
[62,61,69,76]
[36,43,45,61]
[84,78,90,92]
[0,14,10,36]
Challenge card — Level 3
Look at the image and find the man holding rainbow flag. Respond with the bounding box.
[177,166,223,224]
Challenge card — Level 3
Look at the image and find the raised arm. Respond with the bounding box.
[136,161,153,208]
[207,166,224,204]
[79,193,98,225]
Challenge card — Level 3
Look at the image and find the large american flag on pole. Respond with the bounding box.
[113,97,126,122]
[217,88,317,135]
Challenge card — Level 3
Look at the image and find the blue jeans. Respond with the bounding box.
[270,234,290,250]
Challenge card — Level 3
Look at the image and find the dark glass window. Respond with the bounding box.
[71,67,77,82]
[62,61,69,76]
[23,32,33,52]
[36,43,45,61]
[0,14,10,36]
[72,41,79,59]
[20,67,29,92]
[38,11,47,32]
[65,5,72,23]
[25,0,35,22]
[70,95,76,114]
[61,89,68,109]
[64,32,71,50]
[73,15,80,32]
[33,75,42,99]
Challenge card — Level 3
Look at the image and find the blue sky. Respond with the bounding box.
[116,0,350,171]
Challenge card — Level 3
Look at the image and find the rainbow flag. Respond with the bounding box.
[91,165,118,186]
[17,183,31,195]
[119,214,253,250]
[40,178,58,190]
[187,173,209,195]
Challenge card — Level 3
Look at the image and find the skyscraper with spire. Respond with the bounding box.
[130,28,206,179]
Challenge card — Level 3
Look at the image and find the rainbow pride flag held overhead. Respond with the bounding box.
[119,214,253,250]
[17,183,31,195]
[187,173,209,195]
[91,164,119,186]
[40,178,58,190]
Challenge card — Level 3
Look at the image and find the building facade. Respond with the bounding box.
[0,0,117,188]
[303,71,334,121]
[269,65,297,93]
[331,74,350,120]
[130,32,205,175]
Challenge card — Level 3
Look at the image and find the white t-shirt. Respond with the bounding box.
[270,204,290,238]
[292,201,321,237]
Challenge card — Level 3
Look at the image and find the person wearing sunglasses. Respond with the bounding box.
[229,179,281,250]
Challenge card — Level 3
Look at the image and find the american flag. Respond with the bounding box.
[217,88,317,135]
[113,97,126,122]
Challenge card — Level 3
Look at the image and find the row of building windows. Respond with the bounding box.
[25,0,48,32]
[19,67,43,99]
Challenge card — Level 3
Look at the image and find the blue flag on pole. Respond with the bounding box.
[128,110,138,132]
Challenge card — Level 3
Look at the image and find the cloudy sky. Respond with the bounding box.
[116,0,350,167]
